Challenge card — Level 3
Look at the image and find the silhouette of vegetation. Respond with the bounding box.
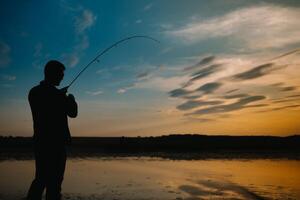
[1,134,299,160]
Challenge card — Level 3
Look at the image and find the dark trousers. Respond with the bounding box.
[27,144,66,200]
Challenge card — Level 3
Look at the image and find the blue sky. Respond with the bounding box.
[1,0,300,136]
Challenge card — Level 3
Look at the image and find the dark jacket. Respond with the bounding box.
[28,80,77,145]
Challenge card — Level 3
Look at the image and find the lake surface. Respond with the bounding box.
[0,157,300,200]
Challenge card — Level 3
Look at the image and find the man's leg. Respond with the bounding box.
[46,147,66,200]
[26,149,46,200]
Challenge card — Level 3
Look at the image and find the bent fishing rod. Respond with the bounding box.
[61,35,160,93]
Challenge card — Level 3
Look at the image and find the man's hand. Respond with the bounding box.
[67,94,75,101]
[60,86,69,94]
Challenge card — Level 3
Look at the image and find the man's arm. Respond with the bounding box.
[66,94,78,118]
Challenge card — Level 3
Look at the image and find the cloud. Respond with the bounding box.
[0,41,11,67]
[280,86,297,92]
[223,94,249,99]
[117,83,136,94]
[271,83,298,92]
[0,83,14,88]
[135,65,163,80]
[183,56,215,71]
[270,48,300,61]
[1,74,16,81]
[168,49,300,118]
[135,19,142,24]
[117,88,127,94]
[62,53,79,67]
[144,3,153,11]
[191,64,222,78]
[133,75,189,92]
[231,63,278,80]
[34,43,43,57]
[165,5,300,49]
[75,34,89,51]
[226,89,239,94]
[272,98,300,104]
[183,95,202,100]
[196,82,222,94]
[287,94,300,98]
[75,9,97,34]
[136,71,150,79]
[184,117,215,123]
[160,47,173,54]
[258,104,300,113]
[169,82,222,99]
[169,88,192,97]
[61,8,97,67]
[189,95,266,115]
[60,0,83,12]
[86,90,103,96]
[271,104,300,111]
[183,64,223,87]
[114,64,169,94]
[32,42,52,69]
[177,100,223,111]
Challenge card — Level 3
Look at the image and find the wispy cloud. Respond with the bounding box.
[136,71,150,79]
[86,90,103,96]
[62,8,97,67]
[0,83,14,88]
[183,56,215,71]
[188,95,266,115]
[117,88,127,94]
[116,64,175,94]
[270,48,300,60]
[169,81,222,101]
[165,5,300,49]
[135,19,142,24]
[32,42,51,69]
[143,3,153,11]
[0,74,16,89]
[33,43,43,57]
[196,82,223,94]
[169,88,192,97]
[75,9,97,34]
[222,94,249,99]
[177,100,223,111]
[167,48,300,119]
[1,74,16,81]
[61,53,79,67]
[183,64,223,87]
[0,41,11,67]
[258,104,300,113]
[126,75,189,93]
[231,63,279,80]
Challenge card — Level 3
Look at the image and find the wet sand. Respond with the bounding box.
[1,157,300,199]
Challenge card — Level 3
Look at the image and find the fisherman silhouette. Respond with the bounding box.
[26,60,78,200]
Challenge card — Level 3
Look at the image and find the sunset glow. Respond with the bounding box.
[1,0,300,136]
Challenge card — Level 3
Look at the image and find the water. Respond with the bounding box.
[0,157,300,200]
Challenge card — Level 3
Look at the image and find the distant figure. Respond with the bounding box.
[27,60,78,200]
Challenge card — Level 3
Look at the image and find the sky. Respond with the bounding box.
[0,0,300,137]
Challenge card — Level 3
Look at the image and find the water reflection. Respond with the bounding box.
[0,158,299,199]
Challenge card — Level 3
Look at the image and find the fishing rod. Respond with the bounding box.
[61,35,160,93]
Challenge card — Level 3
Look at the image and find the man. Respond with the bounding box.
[27,60,78,200]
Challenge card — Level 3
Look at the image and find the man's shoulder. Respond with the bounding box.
[28,82,61,99]
[28,81,50,98]
[29,84,42,95]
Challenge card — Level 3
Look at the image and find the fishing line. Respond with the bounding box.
[63,35,160,91]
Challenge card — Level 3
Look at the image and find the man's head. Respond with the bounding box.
[44,60,65,86]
